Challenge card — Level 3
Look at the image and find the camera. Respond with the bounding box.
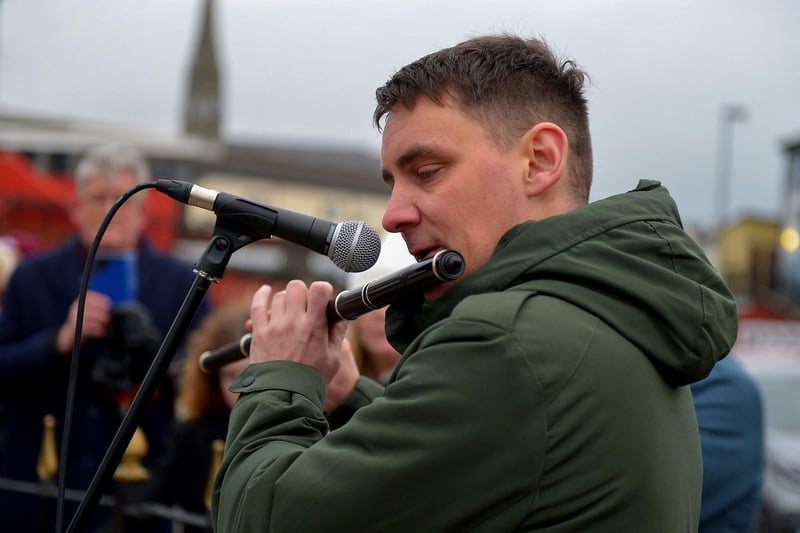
[90,301,162,394]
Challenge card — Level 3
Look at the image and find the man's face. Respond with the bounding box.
[380,96,533,300]
[73,172,146,251]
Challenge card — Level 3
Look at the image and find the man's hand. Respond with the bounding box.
[55,291,112,355]
[249,280,348,382]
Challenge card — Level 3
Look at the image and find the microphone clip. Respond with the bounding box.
[195,222,260,282]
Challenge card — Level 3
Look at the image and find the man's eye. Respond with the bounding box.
[417,167,441,181]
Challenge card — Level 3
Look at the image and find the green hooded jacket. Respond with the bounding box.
[213,180,738,532]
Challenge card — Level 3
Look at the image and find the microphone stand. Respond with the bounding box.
[66,221,258,533]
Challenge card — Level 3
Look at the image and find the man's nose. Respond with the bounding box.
[382,185,420,233]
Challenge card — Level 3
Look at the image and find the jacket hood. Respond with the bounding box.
[387,180,738,386]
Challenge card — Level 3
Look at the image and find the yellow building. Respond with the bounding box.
[777,137,800,300]
[717,217,779,297]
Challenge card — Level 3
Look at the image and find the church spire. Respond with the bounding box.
[184,0,222,139]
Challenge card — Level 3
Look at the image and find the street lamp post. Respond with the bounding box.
[715,104,748,231]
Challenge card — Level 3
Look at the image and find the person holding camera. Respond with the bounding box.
[0,142,211,531]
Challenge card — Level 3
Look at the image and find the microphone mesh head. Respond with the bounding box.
[329,221,382,273]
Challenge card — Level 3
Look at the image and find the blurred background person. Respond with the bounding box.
[0,142,212,532]
[344,231,415,384]
[0,236,21,470]
[0,232,39,477]
[0,232,40,309]
[130,298,251,532]
[323,232,415,431]
[692,354,766,532]
[0,237,22,307]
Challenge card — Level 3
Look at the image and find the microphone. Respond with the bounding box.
[198,249,465,373]
[155,179,381,273]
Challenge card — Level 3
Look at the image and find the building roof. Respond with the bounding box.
[0,107,225,161]
[0,107,383,193]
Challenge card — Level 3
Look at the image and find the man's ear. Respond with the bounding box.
[523,122,568,197]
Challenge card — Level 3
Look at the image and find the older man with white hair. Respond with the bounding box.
[0,142,211,532]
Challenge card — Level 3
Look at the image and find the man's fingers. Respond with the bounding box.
[250,285,273,325]
[283,279,309,317]
[307,281,334,319]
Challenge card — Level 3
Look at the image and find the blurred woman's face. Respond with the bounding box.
[218,358,250,410]
[355,308,401,382]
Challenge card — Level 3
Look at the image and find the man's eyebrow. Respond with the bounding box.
[381,143,436,184]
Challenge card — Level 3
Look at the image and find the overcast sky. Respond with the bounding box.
[1,0,798,227]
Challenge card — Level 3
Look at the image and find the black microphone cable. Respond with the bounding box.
[58,180,384,531]
[56,181,157,533]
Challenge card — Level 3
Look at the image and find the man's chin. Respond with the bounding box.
[423,284,448,303]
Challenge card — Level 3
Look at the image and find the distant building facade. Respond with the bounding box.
[777,138,800,300]
[718,217,778,297]
[0,124,388,295]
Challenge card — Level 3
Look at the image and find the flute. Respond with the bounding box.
[199,249,464,373]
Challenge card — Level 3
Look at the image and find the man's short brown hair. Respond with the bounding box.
[374,34,593,203]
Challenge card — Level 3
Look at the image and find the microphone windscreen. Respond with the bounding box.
[329,221,381,273]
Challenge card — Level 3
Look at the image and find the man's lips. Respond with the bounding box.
[410,246,443,262]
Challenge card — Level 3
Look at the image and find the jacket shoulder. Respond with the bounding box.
[451,289,537,328]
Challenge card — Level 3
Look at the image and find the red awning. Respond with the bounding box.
[0,151,75,207]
